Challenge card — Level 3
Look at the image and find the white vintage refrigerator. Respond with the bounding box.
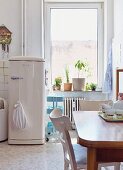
[8,56,45,144]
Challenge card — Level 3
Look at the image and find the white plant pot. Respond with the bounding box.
[72,78,85,91]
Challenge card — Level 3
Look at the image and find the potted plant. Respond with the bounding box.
[72,60,89,91]
[53,77,62,91]
[85,83,91,91]
[90,83,97,91]
[64,66,72,91]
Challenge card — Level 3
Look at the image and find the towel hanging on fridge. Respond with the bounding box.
[12,66,28,129]
[13,101,27,129]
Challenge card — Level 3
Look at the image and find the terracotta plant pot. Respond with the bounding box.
[72,78,85,91]
[64,83,72,91]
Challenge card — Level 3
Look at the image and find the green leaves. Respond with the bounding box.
[75,60,87,71]
[90,83,97,90]
[65,66,69,83]
[86,82,97,91]
[55,77,62,87]
[75,60,89,78]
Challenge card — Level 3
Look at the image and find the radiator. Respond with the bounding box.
[64,97,84,122]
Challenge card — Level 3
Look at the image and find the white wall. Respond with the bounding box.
[0,0,44,58]
[0,0,44,99]
[0,0,22,99]
[112,0,123,100]
[106,0,114,51]
[114,0,123,39]
[113,0,123,66]
[0,61,9,99]
[25,0,43,57]
[0,0,22,58]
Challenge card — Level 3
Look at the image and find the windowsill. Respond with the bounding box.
[52,90,102,92]
[47,90,109,100]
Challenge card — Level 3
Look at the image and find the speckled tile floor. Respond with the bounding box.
[0,141,64,170]
[0,132,122,170]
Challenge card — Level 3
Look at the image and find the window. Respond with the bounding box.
[45,3,104,89]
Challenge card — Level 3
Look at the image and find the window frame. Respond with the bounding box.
[44,2,104,88]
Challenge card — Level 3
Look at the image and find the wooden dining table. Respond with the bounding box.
[73,111,123,170]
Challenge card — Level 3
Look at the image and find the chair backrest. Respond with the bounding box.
[59,123,77,170]
[50,108,72,131]
[49,109,77,169]
[79,100,113,111]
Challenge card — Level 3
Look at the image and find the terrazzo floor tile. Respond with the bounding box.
[0,141,63,170]
[0,131,122,170]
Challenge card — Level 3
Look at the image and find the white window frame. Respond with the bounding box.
[44,2,104,88]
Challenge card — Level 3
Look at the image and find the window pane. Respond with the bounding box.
[51,9,97,85]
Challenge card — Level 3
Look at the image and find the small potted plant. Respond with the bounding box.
[90,83,97,91]
[85,83,91,91]
[72,60,89,91]
[53,77,62,91]
[64,66,72,91]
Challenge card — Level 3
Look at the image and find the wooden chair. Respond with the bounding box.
[50,109,86,170]
[50,108,120,170]
[50,108,72,131]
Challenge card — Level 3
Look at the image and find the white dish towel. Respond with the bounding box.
[13,101,28,129]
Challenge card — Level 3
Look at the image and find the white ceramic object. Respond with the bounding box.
[115,109,123,119]
[113,100,123,110]
[101,104,112,113]
[104,109,115,118]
